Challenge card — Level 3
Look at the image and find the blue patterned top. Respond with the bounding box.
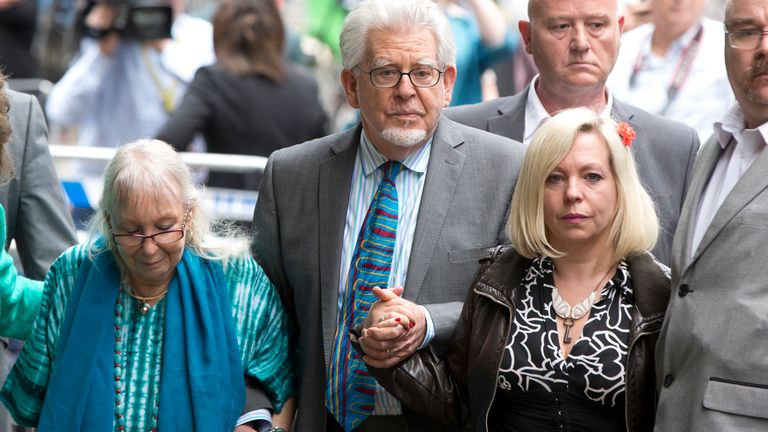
[0,244,295,429]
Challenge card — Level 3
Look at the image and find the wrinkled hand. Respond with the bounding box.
[233,425,257,432]
[359,287,427,369]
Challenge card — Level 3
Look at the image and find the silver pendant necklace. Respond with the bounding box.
[551,266,613,344]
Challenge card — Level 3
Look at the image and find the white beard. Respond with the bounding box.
[382,127,427,148]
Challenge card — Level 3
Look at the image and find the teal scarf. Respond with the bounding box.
[38,247,245,431]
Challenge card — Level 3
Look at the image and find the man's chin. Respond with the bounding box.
[382,128,428,148]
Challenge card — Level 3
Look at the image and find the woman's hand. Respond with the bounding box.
[359,287,427,369]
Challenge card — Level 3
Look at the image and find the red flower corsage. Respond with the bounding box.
[617,122,636,148]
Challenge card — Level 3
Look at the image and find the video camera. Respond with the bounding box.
[80,0,173,41]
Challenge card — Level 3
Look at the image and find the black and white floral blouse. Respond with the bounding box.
[492,256,634,431]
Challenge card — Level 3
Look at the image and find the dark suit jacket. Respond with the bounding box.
[0,89,77,430]
[445,87,700,265]
[252,116,526,430]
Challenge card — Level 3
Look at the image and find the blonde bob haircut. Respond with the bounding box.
[508,107,659,262]
[88,139,250,265]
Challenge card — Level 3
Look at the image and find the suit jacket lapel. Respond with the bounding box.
[404,117,466,301]
[487,90,527,142]
[319,126,360,366]
[690,140,768,265]
[675,136,721,273]
[611,99,637,123]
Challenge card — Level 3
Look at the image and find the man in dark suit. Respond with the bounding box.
[251,0,525,430]
[0,82,77,430]
[446,0,699,265]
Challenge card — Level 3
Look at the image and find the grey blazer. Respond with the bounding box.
[252,116,526,431]
[655,134,768,430]
[445,87,700,265]
[0,90,77,430]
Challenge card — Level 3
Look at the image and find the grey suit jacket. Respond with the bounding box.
[445,87,700,265]
[655,134,768,431]
[0,90,77,430]
[252,116,526,431]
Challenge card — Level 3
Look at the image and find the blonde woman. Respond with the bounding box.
[360,107,669,432]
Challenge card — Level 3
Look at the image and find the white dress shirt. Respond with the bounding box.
[523,76,614,145]
[692,104,768,255]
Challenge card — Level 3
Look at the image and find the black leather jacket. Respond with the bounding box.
[371,246,670,432]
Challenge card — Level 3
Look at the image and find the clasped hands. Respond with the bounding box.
[358,287,426,369]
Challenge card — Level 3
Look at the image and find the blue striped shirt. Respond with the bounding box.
[337,133,432,415]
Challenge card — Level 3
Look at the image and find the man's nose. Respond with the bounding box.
[570,24,590,51]
[394,73,417,97]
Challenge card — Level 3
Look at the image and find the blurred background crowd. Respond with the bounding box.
[0,0,730,226]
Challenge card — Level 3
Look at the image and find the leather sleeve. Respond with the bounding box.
[368,278,480,428]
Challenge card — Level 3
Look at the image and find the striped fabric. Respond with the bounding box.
[338,134,431,416]
[0,244,296,429]
[327,161,403,431]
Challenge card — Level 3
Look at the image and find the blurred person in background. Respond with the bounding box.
[0,139,296,431]
[437,0,518,106]
[45,0,214,175]
[157,0,328,191]
[0,0,39,78]
[620,0,652,32]
[0,74,77,431]
[609,0,733,142]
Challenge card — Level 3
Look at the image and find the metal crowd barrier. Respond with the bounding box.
[49,145,267,222]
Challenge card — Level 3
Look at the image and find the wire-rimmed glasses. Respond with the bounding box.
[109,207,190,247]
[725,29,768,49]
[359,66,444,88]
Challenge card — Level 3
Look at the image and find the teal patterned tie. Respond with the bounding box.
[326,161,403,431]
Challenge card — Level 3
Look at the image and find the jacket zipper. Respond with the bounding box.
[474,287,513,432]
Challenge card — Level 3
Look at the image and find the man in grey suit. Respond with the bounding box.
[0,82,77,431]
[251,1,525,430]
[654,0,768,429]
[445,0,699,265]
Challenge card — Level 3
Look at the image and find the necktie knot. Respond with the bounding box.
[381,161,403,182]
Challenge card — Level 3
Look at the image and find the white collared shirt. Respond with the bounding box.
[691,104,768,256]
[523,76,614,145]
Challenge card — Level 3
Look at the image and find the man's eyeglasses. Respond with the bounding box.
[359,66,444,88]
[109,207,190,247]
[725,29,768,49]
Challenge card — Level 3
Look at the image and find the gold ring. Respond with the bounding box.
[387,349,391,358]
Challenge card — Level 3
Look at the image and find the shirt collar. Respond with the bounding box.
[524,76,614,145]
[714,103,768,151]
[359,131,431,176]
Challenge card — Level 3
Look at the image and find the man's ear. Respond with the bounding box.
[341,68,361,109]
[442,65,457,107]
[519,20,533,55]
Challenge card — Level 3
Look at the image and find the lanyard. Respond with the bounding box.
[628,24,704,115]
